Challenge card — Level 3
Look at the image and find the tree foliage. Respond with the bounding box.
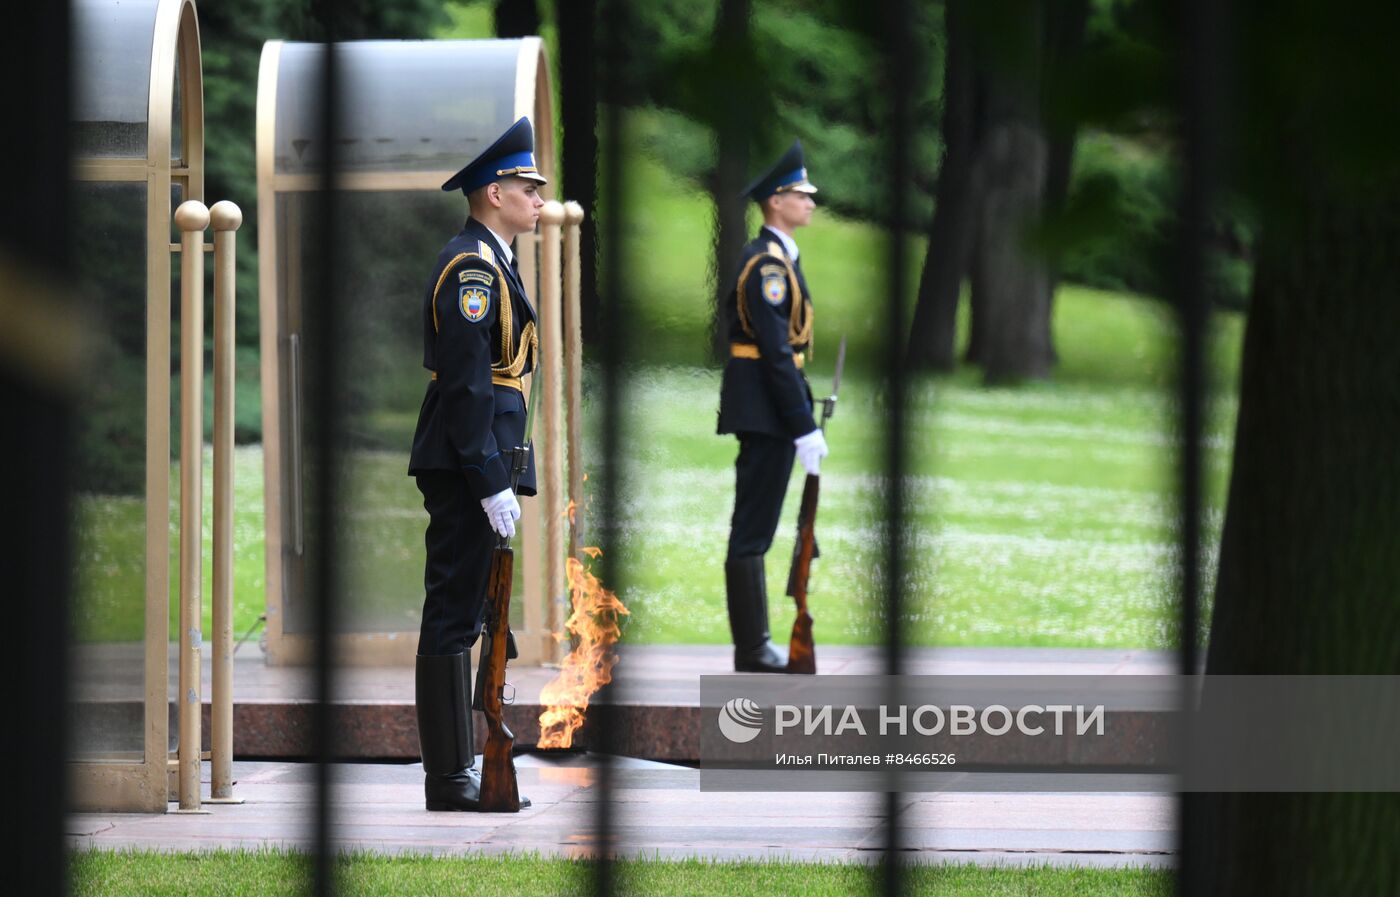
[626,0,941,227]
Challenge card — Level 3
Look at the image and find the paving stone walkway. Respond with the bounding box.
[69,757,1175,868]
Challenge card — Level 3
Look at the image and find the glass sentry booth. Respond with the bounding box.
[68,0,203,812]
[256,39,570,668]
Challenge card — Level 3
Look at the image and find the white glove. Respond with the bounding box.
[480,488,521,539]
[794,429,829,476]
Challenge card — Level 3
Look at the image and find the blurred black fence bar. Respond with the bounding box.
[3,4,72,894]
[311,8,343,897]
[592,1,632,894]
[878,0,916,892]
[1174,0,1224,895]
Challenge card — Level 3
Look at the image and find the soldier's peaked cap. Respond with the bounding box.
[742,140,818,201]
[441,116,549,195]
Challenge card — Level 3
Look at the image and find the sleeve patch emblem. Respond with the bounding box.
[459,268,493,286]
[762,272,788,305]
[460,286,490,322]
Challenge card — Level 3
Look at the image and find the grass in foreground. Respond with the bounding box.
[71,849,1172,897]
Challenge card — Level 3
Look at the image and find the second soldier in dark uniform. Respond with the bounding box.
[718,141,829,673]
[408,117,544,810]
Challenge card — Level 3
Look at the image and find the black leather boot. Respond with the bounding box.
[726,556,788,673]
[415,652,481,811]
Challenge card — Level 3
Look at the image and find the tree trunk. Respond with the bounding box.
[1206,198,1400,675]
[906,0,980,372]
[964,229,987,364]
[1186,182,1400,895]
[966,0,1054,383]
[972,120,1051,382]
[1038,0,1087,365]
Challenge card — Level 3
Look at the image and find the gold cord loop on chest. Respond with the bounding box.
[734,251,814,361]
[431,251,537,385]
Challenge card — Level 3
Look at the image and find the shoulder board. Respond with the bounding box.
[477,240,497,266]
[767,241,786,259]
[449,251,498,285]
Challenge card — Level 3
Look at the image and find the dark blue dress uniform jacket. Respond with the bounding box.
[408,218,537,498]
[717,228,818,439]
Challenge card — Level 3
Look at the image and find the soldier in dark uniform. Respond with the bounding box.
[408,116,544,811]
[718,141,829,673]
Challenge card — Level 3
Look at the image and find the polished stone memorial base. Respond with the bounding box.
[70,644,1175,762]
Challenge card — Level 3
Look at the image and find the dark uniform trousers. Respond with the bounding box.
[728,433,798,560]
[416,471,496,656]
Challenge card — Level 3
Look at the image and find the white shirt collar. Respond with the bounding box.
[482,223,515,266]
[763,224,799,261]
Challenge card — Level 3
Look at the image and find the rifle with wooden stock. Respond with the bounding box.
[472,444,529,812]
[784,336,846,675]
[473,371,541,813]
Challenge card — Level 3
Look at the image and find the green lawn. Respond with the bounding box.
[72,445,267,644]
[70,849,1172,897]
[600,360,1236,649]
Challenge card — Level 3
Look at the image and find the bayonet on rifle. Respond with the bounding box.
[820,334,847,428]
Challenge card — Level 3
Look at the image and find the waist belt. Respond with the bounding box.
[430,371,524,392]
[730,342,804,369]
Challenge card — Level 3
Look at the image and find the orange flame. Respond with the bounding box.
[536,552,630,749]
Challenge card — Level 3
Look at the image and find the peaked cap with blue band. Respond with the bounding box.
[441,116,549,195]
[742,140,818,201]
